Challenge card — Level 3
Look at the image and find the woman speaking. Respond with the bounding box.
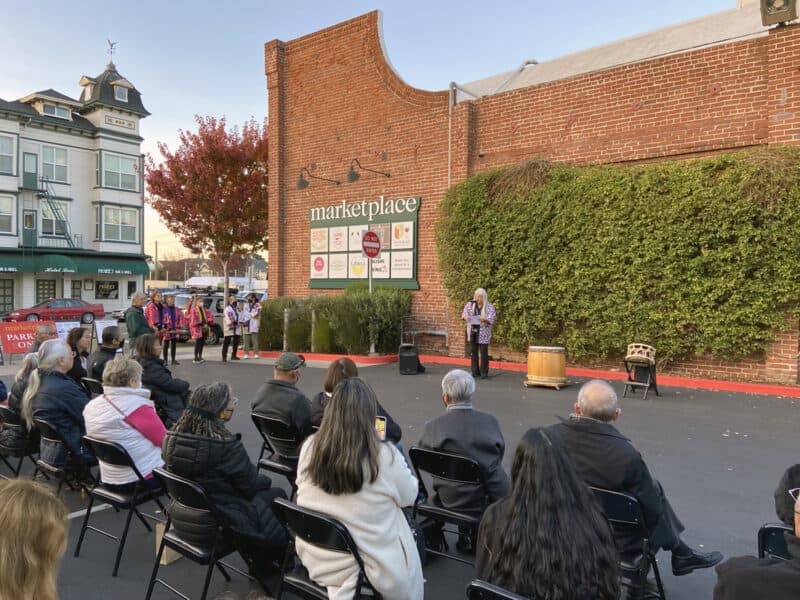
[462,287,496,379]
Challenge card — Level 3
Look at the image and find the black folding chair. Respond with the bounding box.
[0,405,40,477]
[31,418,93,496]
[758,523,792,560]
[74,436,166,576]
[409,446,489,566]
[81,377,104,398]
[271,497,381,600]
[251,414,301,499]
[467,579,532,600]
[590,486,666,600]
[145,468,251,600]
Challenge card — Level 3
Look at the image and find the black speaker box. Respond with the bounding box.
[399,344,419,375]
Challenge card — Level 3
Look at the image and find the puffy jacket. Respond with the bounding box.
[30,370,95,466]
[162,430,288,549]
[138,357,189,427]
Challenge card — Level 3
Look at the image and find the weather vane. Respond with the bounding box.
[107,39,117,63]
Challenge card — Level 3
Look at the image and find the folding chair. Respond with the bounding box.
[271,497,381,600]
[0,405,40,477]
[466,579,532,600]
[622,343,660,401]
[409,446,489,566]
[82,377,104,398]
[590,486,666,600]
[251,414,301,499]
[758,523,792,560]
[74,436,166,576]
[145,468,252,600]
[31,418,93,496]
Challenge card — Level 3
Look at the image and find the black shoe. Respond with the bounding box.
[480,374,488,379]
[456,533,475,554]
[671,549,723,576]
[472,371,480,377]
[222,357,227,362]
[231,356,241,361]
[172,360,180,366]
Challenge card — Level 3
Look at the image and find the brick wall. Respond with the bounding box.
[266,12,800,384]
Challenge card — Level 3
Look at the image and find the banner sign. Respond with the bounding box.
[0,320,56,355]
[308,196,420,289]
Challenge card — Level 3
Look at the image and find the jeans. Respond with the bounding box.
[242,331,259,356]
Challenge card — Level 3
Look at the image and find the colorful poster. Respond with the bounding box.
[310,255,328,279]
[329,227,348,252]
[391,221,414,250]
[329,254,348,279]
[348,253,368,279]
[371,253,390,279]
[391,251,413,279]
[369,223,390,248]
[310,228,328,253]
[349,225,368,251]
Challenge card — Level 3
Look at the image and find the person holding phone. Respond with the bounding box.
[461,287,496,379]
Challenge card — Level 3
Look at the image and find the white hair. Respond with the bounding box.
[577,379,618,422]
[441,369,476,405]
[21,339,72,429]
[473,288,489,318]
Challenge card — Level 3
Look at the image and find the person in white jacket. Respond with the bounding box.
[83,357,166,490]
[295,377,423,600]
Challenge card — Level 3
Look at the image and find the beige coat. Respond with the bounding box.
[295,435,423,600]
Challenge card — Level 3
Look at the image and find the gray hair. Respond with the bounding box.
[577,379,618,422]
[132,291,146,303]
[441,369,476,405]
[21,339,72,429]
[473,288,489,318]
[102,357,142,388]
[34,323,56,341]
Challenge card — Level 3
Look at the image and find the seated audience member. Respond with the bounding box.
[0,354,38,453]
[65,327,92,394]
[310,357,402,443]
[477,427,620,600]
[418,369,511,551]
[162,383,288,589]
[87,325,124,380]
[713,465,800,599]
[23,339,95,467]
[252,352,313,440]
[136,333,190,427]
[0,479,68,600]
[296,377,423,600]
[547,379,723,576]
[26,322,57,354]
[83,357,166,491]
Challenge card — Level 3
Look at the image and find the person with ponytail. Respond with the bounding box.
[476,427,620,600]
[162,383,288,589]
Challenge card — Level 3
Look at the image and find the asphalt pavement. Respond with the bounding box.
[3,343,797,600]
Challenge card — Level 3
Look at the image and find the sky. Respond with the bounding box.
[1,0,738,258]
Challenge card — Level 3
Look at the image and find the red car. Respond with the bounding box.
[3,299,106,323]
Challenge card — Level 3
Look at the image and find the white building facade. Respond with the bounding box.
[0,62,151,314]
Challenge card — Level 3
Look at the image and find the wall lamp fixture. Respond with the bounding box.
[296,166,340,190]
[347,158,390,183]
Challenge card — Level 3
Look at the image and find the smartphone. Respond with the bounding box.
[375,416,387,441]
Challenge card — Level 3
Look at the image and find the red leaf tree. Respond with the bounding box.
[145,116,268,293]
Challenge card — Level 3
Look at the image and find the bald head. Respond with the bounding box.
[575,379,619,422]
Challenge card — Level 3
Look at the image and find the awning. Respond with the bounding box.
[72,256,151,276]
[39,254,78,273]
[0,254,150,276]
[0,255,40,273]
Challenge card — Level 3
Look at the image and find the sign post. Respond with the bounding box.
[362,231,382,355]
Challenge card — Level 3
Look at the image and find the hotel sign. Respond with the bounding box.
[104,115,135,130]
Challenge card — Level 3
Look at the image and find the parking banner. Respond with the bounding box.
[0,320,56,355]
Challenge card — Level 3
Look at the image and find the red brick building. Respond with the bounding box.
[265,8,800,384]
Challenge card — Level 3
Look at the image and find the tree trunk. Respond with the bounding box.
[222,261,229,297]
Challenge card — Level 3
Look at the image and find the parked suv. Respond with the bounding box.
[173,293,226,345]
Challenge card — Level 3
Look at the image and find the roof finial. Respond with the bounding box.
[106,39,117,68]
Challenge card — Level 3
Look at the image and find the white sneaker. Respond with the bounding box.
[241,355,249,360]
[252,354,260,359]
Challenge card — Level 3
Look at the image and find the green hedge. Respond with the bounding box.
[436,148,800,364]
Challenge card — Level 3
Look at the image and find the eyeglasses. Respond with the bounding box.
[789,488,800,503]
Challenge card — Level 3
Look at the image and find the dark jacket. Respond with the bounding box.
[0,379,37,454]
[138,357,189,427]
[252,380,313,440]
[162,430,288,550]
[125,305,153,344]
[30,369,94,465]
[714,533,800,600]
[310,391,403,443]
[87,346,119,381]
[418,406,511,516]
[66,350,90,394]
[7,379,25,413]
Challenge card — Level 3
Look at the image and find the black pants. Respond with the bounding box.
[194,337,205,360]
[163,338,177,363]
[470,340,489,377]
[222,335,240,360]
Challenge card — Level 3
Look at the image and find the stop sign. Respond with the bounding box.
[361,230,381,258]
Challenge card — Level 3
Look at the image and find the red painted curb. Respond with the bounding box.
[248,351,800,398]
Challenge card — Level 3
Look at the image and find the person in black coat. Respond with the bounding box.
[135,334,189,427]
[252,352,313,440]
[0,353,38,453]
[86,325,124,381]
[310,357,402,443]
[65,327,92,396]
[546,379,723,577]
[162,382,288,589]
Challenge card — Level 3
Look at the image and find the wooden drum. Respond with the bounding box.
[524,346,568,390]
